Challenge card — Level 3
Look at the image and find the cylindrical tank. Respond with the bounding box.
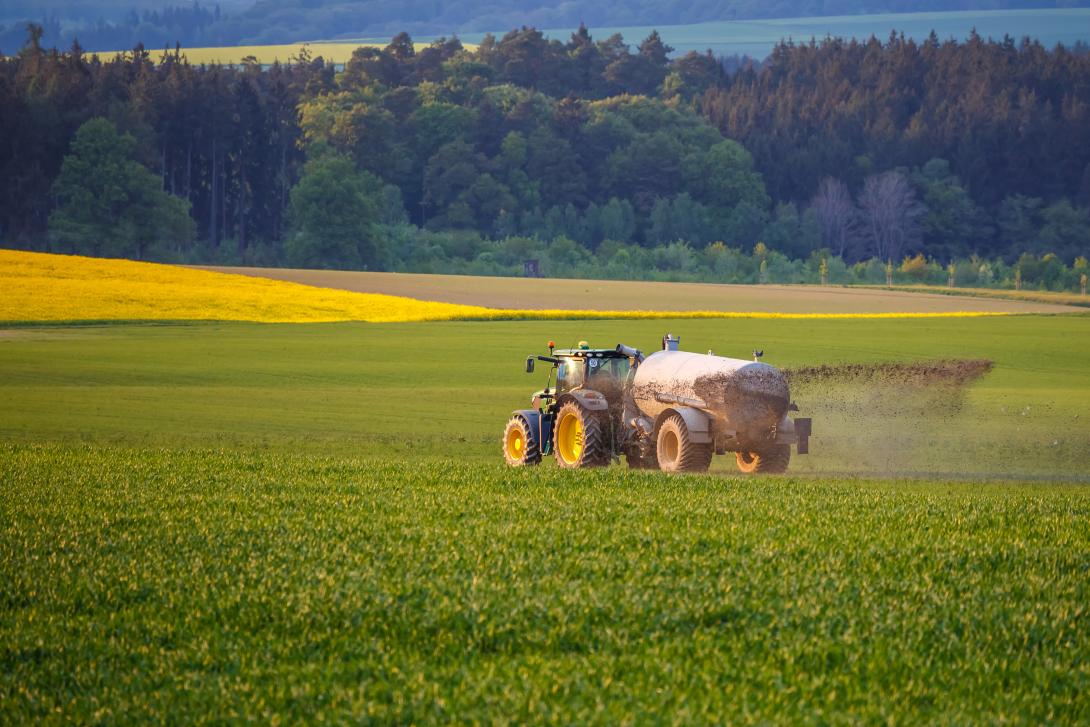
[632,350,790,438]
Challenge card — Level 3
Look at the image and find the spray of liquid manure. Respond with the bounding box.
[780,359,999,477]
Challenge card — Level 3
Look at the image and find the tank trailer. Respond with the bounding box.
[503,334,812,473]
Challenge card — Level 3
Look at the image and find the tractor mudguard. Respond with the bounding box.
[561,389,610,412]
[512,409,552,454]
[655,406,713,444]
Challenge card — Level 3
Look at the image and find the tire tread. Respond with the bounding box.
[503,414,541,466]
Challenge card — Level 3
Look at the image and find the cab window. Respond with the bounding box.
[557,358,585,391]
[586,356,630,394]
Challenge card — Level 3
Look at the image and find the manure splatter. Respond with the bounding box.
[785,359,993,389]
[780,359,999,477]
[785,359,993,416]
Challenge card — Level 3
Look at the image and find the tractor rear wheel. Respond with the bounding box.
[502,414,541,467]
[735,446,791,474]
[655,414,712,473]
[553,401,609,468]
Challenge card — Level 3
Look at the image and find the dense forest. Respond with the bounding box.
[1,25,1089,290]
[4,0,1090,53]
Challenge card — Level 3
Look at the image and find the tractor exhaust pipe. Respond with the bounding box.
[615,343,644,364]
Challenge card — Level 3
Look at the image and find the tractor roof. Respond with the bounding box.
[554,348,626,358]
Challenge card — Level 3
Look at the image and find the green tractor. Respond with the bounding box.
[502,340,631,469]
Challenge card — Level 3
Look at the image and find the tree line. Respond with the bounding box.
[1,24,1088,291]
[703,31,1090,262]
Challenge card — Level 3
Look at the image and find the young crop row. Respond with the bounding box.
[2,446,1087,723]
[0,250,1014,323]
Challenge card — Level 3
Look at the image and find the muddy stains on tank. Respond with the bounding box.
[691,368,790,436]
[632,350,793,436]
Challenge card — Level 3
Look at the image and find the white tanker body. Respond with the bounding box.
[632,349,791,444]
[617,335,811,473]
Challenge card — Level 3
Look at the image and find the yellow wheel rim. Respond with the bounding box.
[556,412,584,465]
[736,451,758,473]
[505,426,525,461]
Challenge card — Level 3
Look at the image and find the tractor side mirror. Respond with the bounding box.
[525,357,535,374]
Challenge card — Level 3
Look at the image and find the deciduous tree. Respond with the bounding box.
[286,151,382,269]
[49,117,194,259]
[857,170,924,262]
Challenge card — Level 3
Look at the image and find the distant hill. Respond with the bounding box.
[3,0,1089,53]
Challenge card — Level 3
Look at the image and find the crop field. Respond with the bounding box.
[0,250,493,323]
[205,264,1084,315]
[103,41,472,67]
[3,449,1088,723]
[2,315,1089,477]
[869,284,1090,309]
[11,251,1061,321]
[98,9,1090,66]
[459,9,1090,58]
[105,42,393,67]
[3,254,1090,722]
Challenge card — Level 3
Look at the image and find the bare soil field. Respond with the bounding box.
[201,267,1087,314]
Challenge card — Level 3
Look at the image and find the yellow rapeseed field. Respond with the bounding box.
[103,43,375,67]
[104,41,475,67]
[0,250,492,323]
[0,250,1012,323]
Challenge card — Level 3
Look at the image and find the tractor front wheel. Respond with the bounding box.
[655,414,712,473]
[553,401,608,468]
[735,446,791,474]
[502,415,541,467]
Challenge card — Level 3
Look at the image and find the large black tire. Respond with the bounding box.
[735,445,791,474]
[502,414,541,467]
[655,414,713,473]
[553,401,609,469]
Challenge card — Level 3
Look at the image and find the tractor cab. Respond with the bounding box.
[525,340,631,404]
[553,346,631,398]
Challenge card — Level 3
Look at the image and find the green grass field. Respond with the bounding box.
[3,449,1088,723]
[454,9,1090,59]
[2,316,1088,477]
[3,313,1090,721]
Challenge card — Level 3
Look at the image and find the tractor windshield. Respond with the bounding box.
[588,356,629,382]
[557,354,631,394]
[586,356,630,397]
[556,357,585,391]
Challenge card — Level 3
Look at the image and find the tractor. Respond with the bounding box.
[502,335,812,473]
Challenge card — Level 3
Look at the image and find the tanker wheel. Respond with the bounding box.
[553,401,609,468]
[735,446,791,474]
[502,414,541,467]
[655,414,712,473]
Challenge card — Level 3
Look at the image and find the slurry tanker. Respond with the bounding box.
[503,334,812,473]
